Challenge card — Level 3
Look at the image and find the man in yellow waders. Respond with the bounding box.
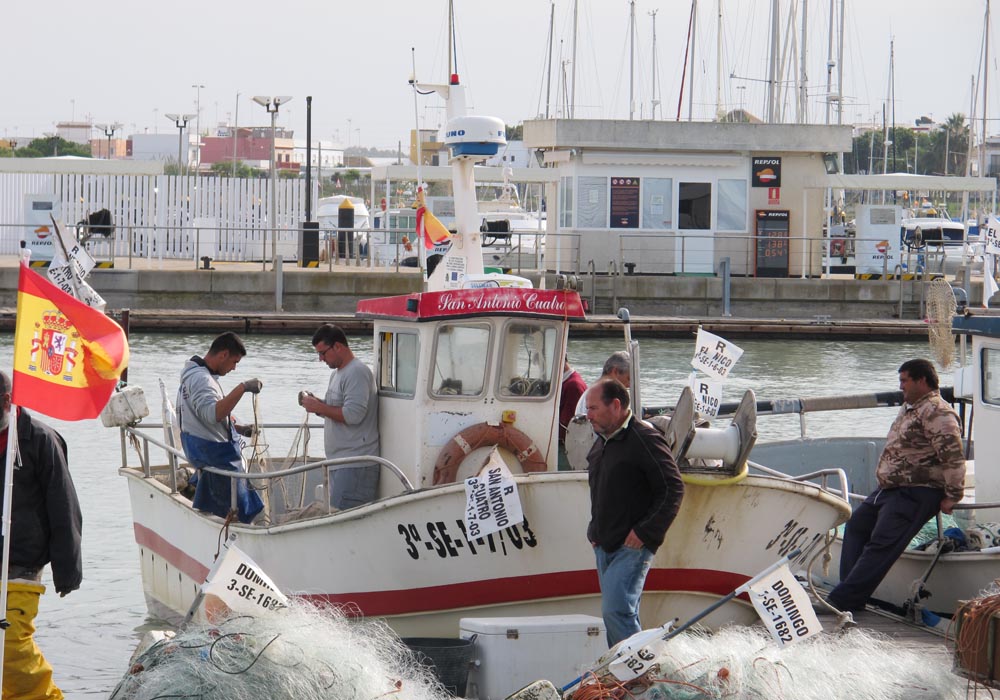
[0,372,82,699]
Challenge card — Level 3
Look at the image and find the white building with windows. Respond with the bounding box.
[524,119,853,276]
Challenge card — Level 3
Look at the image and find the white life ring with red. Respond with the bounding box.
[433,422,547,485]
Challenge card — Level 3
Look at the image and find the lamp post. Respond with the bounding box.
[252,96,292,268]
[96,122,122,159]
[164,113,196,174]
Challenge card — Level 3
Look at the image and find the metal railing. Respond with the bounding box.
[119,422,414,521]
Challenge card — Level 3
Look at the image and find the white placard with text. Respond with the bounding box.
[691,329,744,381]
[464,451,523,539]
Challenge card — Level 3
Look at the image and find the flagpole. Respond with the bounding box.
[49,216,83,301]
[0,395,20,693]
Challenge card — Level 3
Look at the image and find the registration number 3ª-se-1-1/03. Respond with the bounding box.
[397,518,538,560]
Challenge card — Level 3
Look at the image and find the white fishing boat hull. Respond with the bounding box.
[123,468,849,636]
[752,436,998,615]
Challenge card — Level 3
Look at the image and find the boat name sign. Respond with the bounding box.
[435,290,572,315]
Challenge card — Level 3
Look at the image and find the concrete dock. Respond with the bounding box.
[0,256,990,338]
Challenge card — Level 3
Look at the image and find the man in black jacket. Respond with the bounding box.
[585,378,684,647]
[0,371,82,699]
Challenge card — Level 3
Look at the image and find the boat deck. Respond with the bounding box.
[816,608,996,697]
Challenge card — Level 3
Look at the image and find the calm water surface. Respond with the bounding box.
[0,331,936,694]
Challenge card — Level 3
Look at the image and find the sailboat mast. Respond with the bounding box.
[689,0,698,121]
[571,0,579,119]
[891,38,897,176]
[836,0,845,124]
[825,0,834,124]
[716,0,723,120]
[982,0,990,180]
[629,0,636,120]
[799,0,808,123]
[651,9,659,120]
[545,1,555,119]
[767,0,779,122]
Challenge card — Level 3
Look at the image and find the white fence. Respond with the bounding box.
[0,173,315,261]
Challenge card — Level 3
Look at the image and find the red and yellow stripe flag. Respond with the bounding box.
[12,261,129,420]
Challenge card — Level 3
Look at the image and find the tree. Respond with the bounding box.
[505,124,523,141]
[210,160,258,178]
[15,136,90,158]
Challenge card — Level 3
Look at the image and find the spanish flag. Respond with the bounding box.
[415,186,452,250]
[12,261,129,420]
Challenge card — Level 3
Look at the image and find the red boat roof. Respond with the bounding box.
[356,288,586,321]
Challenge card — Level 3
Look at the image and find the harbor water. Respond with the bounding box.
[0,331,937,695]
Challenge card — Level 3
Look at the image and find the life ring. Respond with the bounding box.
[433,422,547,484]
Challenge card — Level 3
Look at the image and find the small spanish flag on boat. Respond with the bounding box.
[12,260,129,420]
[415,185,452,250]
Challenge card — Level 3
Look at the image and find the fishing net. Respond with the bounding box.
[926,278,957,370]
[569,625,964,700]
[110,601,451,700]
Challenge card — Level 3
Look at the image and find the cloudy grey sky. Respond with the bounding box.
[5,0,994,148]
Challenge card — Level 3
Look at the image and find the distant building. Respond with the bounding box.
[484,140,533,168]
[131,132,194,166]
[56,121,93,145]
[200,126,297,173]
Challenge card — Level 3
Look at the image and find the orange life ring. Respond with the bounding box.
[433,422,547,484]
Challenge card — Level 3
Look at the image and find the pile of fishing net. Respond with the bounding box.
[570,625,964,700]
[109,602,452,700]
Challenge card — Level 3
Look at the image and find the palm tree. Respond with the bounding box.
[942,113,969,176]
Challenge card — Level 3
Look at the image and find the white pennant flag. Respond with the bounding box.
[199,542,288,620]
[985,253,999,309]
[464,447,524,539]
[985,215,1000,255]
[47,222,106,311]
[691,328,744,381]
[742,562,822,646]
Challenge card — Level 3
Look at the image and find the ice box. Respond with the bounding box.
[460,615,606,700]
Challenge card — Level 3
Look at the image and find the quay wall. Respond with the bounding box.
[0,265,984,320]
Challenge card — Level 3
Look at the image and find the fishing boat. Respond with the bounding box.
[745,305,1000,620]
[110,65,850,639]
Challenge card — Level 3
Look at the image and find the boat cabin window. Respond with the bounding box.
[378,331,419,397]
[497,322,557,398]
[431,324,491,397]
[983,348,1000,406]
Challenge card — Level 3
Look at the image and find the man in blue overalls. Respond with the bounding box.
[177,332,264,523]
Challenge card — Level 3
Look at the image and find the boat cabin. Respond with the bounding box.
[357,287,586,492]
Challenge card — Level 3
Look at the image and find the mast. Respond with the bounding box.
[891,38,897,177]
[688,0,698,121]
[767,0,779,122]
[982,0,991,180]
[571,0,579,118]
[629,0,636,120]
[799,0,808,123]
[836,0,845,124]
[545,1,555,119]
[650,9,660,120]
[825,0,834,124]
[716,0,723,120]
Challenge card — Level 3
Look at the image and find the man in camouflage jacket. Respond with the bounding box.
[827,358,965,612]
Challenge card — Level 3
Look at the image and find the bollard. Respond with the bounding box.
[718,257,732,317]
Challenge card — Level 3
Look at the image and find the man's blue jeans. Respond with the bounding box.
[594,544,654,647]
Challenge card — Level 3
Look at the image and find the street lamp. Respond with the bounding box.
[164,113,196,173]
[96,122,122,159]
[252,95,292,267]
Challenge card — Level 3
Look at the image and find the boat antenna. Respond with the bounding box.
[448,0,459,84]
[410,47,426,274]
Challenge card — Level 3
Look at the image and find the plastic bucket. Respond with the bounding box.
[402,637,475,696]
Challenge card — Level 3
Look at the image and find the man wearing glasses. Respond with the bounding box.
[301,324,380,508]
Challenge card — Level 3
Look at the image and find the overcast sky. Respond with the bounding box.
[5,0,995,149]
